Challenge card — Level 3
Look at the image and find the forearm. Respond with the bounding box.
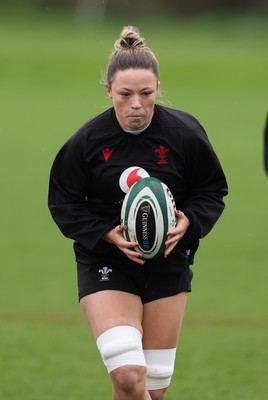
[49,202,114,254]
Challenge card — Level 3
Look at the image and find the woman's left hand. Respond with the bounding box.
[164,210,190,258]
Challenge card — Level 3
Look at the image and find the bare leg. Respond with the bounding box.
[142,292,187,348]
[142,292,188,400]
[80,291,187,400]
[80,291,151,399]
[111,366,152,400]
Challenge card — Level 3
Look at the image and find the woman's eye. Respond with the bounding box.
[120,93,130,97]
[142,92,152,96]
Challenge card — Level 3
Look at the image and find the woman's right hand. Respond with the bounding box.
[102,225,145,265]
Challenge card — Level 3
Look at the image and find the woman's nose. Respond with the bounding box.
[131,96,142,109]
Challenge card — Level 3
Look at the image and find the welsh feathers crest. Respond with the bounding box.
[99,266,113,281]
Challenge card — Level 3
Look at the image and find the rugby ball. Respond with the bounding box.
[120,177,176,259]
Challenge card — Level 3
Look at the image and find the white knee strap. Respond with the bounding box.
[144,348,177,390]
[96,326,146,374]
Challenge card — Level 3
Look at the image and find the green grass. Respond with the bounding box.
[0,10,268,399]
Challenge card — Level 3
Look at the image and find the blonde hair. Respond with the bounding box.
[105,26,159,88]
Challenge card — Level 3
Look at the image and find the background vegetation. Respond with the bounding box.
[0,3,267,399]
[1,0,268,14]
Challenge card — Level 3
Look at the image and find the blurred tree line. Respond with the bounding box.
[2,0,268,16]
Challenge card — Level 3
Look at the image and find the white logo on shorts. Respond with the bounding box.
[99,266,113,282]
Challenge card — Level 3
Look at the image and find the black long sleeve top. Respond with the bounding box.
[48,105,228,270]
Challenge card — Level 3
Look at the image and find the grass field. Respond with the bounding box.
[0,10,268,399]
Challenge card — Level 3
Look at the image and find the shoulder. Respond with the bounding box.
[75,107,116,140]
[155,105,208,140]
[80,107,114,131]
[54,108,116,162]
[64,107,116,148]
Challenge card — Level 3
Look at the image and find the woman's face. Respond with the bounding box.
[106,69,159,131]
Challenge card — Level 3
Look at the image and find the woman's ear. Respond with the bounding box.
[105,84,112,98]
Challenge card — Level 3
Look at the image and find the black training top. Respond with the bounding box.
[48,105,228,270]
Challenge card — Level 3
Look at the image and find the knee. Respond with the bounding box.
[149,390,166,400]
[144,348,176,392]
[97,326,147,396]
[111,365,147,396]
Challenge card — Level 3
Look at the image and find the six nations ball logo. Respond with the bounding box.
[119,167,150,194]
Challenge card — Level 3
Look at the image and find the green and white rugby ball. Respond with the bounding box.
[120,177,176,259]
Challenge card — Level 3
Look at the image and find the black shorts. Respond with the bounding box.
[77,261,193,304]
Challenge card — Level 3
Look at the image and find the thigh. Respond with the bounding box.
[142,292,188,349]
[80,290,144,339]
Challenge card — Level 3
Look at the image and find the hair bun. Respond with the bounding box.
[120,37,143,47]
[105,25,159,88]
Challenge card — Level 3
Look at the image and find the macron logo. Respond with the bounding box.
[102,148,113,161]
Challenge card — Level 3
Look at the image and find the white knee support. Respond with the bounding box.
[144,348,177,390]
[96,326,146,374]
